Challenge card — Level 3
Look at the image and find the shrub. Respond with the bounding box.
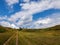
[0,28,6,33]
[18,27,23,31]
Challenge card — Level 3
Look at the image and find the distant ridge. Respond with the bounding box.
[44,25,60,30]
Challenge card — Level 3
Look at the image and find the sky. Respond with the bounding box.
[0,0,60,29]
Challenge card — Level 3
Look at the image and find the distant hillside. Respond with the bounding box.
[44,25,60,30]
[20,25,60,32]
[51,25,60,29]
[0,26,16,33]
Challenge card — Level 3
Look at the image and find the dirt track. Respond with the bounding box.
[3,31,18,45]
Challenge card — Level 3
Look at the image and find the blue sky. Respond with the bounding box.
[0,0,60,29]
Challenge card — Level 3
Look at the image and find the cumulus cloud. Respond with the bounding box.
[5,0,19,12]
[0,21,11,27]
[30,13,60,29]
[51,0,60,9]
[20,0,53,14]
[8,11,32,23]
[0,21,19,29]
[35,18,51,25]
[6,0,19,6]
[10,24,19,29]
[23,0,30,2]
[0,0,60,29]
[0,16,8,20]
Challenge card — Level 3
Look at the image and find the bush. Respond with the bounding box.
[18,27,23,31]
[0,28,6,33]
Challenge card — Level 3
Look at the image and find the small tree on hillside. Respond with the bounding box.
[19,27,23,31]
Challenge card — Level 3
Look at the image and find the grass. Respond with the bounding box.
[6,35,16,45]
[0,30,60,45]
[0,29,16,45]
[18,30,60,45]
[0,25,60,45]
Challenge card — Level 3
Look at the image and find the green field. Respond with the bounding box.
[0,25,60,45]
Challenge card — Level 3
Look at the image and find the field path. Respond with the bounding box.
[16,31,18,45]
[3,31,17,45]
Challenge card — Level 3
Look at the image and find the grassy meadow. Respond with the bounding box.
[0,25,60,45]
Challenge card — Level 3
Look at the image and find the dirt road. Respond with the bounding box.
[3,31,18,45]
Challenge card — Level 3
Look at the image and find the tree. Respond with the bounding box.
[18,27,23,31]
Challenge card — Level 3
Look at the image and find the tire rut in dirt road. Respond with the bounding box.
[16,31,18,45]
[3,32,16,45]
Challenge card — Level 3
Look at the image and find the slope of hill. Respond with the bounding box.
[50,25,60,30]
[20,25,60,32]
[43,25,60,31]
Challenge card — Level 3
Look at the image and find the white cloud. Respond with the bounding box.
[6,0,19,6]
[0,16,8,20]
[10,24,19,29]
[0,21,19,29]
[51,0,60,9]
[21,0,60,13]
[30,13,60,29]
[20,0,53,14]
[23,0,30,2]
[0,0,60,29]
[35,18,51,25]
[8,11,32,23]
[5,0,19,12]
[8,0,53,27]
[0,21,11,27]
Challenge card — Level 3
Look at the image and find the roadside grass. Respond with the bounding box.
[0,29,16,45]
[18,30,60,45]
[6,35,16,45]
